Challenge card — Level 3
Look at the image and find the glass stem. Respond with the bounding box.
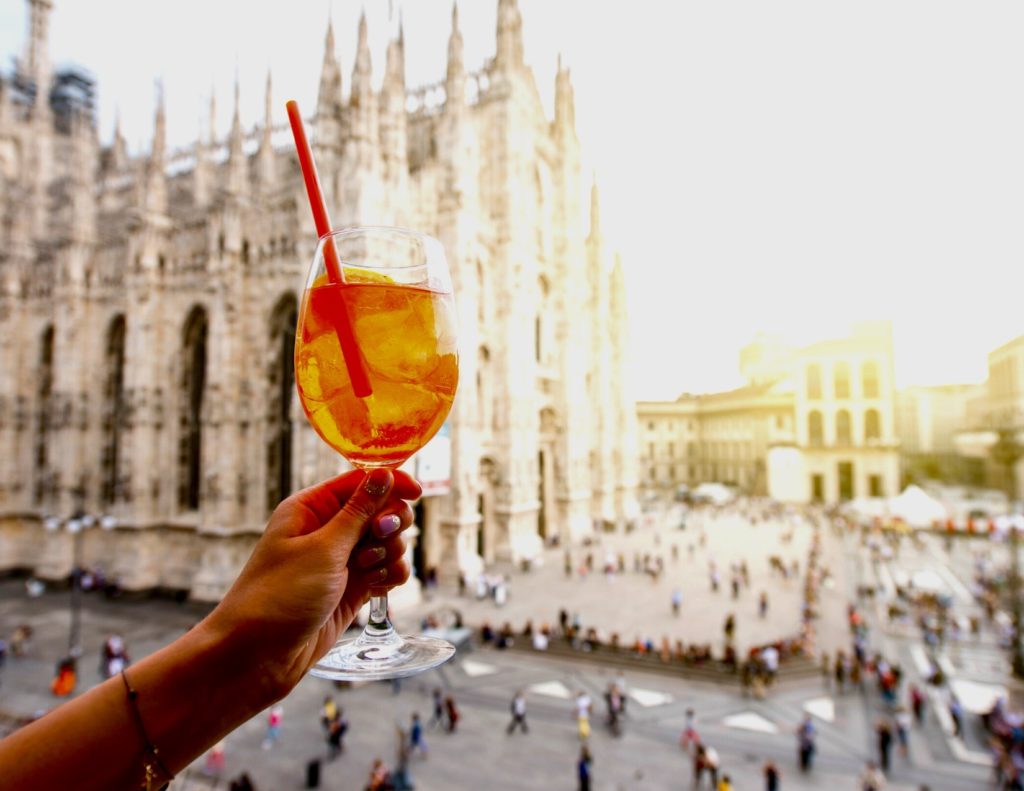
[366,592,394,637]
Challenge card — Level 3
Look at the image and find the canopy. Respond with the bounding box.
[888,485,948,528]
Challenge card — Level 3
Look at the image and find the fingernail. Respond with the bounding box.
[377,514,401,537]
[363,469,392,498]
[359,546,387,568]
[377,567,388,583]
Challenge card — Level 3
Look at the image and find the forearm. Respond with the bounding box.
[0,614,288,790]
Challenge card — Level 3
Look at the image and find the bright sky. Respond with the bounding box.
[2,1,1022,400]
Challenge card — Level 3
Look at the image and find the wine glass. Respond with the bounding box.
[295,226,459,680]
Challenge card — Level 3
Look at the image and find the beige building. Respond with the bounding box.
[639,323,901,504]
[897,384,985,486]
[0,0,638,600]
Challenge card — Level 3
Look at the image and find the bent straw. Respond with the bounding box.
[286,100,373,399]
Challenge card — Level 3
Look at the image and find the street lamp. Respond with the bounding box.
[43,512,118,660]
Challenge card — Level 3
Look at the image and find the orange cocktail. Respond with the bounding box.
[295,270,458,469]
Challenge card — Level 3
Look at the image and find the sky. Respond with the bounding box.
[2,0,1022,400]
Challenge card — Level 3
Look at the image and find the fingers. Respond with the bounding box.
[371,499,414,540]
[353,534,406,572]
[320,469,395,556]
[392,470,423,501]
[349,557,412,598]
[284,469,365,527]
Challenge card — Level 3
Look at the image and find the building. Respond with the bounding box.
[896,384,985,486]
[639,323,900,504]
[0,0,638,600]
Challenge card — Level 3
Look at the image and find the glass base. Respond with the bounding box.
[310,628,456,681]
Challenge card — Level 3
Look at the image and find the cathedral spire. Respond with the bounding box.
[317,11,342,118]
[143,82,167,215]
[351,9,373,106]
[589,175,601,240]
[554,55,576,137]
[151,81,166,166]
[445,1,465,106]
[20,0,54,108]
[227,76,246,194]
[257,69,275,187]
[207,87,217,145]
[109,107,127,170]
[495,0,524,71]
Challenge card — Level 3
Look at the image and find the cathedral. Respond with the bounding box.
[0,0,638,601]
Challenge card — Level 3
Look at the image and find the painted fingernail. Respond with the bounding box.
[377,567,388,583]
[377,514,401,537]
[363,469,392,498]
[359,546,387,568]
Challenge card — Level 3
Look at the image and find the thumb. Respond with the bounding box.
[322,468,395,556]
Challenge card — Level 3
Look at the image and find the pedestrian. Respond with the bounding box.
[703,745,720,788]
[262,705,283,750]
[203,740,225,778]
[429,687,444,729]
[391,726,415,791]
[875,717,893,773]
[228,773,255,791]
[949,696,963,739]
[759,591,769,618]
[834,651,847,693]
[723,614,735,643]
[577,745,593,791]
[321,696,338,733]
[575,690,592,742]
[894,706,911,758]
[796,714,816,771]
[507,690,528,734]
[444,695,459,733]
[681,707,699,751]
[763,760,780,791]
[327,707,347,759]
[671,587,683,616]
[859,760,886,791]
[409,712,427,758]
[717,774,733,791]
[909,684,925,724]
[366,758,391,791]
[693,744,710,788]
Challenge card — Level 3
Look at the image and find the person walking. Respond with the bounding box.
[763,760,780,791]
[262,705,283,750]
[681,708,699,752]
[672,587,683,616]
[444,695,459,733]
[703,745,720,788]
[717,775,733,791]
[796,714,816,771]
[429,687,445,729]
[909,684,925,724]
[327,707,347,759]
[409,712,427,758]
[759,591,769,618]
[507,690,528,734]
[321,696,338,734]
[949,696,964,739]
[894,707,911,758]
[859,760,886,791]
[577,745,593,791]
[876,718,893,773]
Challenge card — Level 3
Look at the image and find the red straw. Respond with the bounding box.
[286,100,373,399]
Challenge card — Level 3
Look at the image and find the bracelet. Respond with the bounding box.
[121,669,174,791]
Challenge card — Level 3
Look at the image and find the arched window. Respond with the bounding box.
[836,409,852,445]
[834,362,851,399]
[806,364,822,400]
[178,307,208,510]
[34,325,55,504]
[864,408,881,441]
[100,315,126,505]
[808,410,823,447]
[266,296,297,513]
[862,360,880,398]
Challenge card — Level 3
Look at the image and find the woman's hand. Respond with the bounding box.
[208,468,421,700]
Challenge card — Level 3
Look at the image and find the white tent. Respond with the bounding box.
[888,485,948,528]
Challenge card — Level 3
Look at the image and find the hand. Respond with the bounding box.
[208,468,421,699]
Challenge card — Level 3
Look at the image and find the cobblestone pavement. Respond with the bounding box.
[0,504,997,790]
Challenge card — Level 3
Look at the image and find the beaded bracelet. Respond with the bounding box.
[121,669,174,791]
